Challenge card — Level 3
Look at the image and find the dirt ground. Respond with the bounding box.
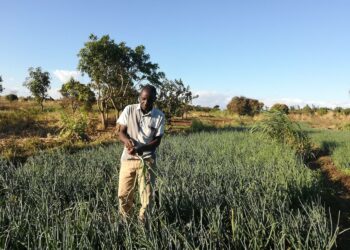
[308,156,350,249]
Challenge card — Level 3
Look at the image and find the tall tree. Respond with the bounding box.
[78,34,164,129]
[23,67,51,111]
[0,75,3,93]
[60,77,96,113]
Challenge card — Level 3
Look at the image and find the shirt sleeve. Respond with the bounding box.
[155,114,165,137]
[116,106,129,126]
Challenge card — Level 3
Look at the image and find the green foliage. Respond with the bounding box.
[227,96,264,116]
[5,94,18,102]
[302,105,314,115]
[59,112,89,141]
[333,141,350,171]
[310,128,350,172]
[60,78,96,112]
[270,103,289,114]
[251,111,312,158]
[23,67,51,111]
[0,132,338,248]
[78,34,164,128]
[156,79,197,122]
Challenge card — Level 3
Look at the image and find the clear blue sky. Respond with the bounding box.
[1,0,350,108]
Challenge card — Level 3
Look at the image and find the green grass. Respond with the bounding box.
[0,131,339,249]
[308,128,350,173]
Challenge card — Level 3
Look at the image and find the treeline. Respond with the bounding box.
[224,96,350,116]
[183,97,350,116]
[0,34,198,128]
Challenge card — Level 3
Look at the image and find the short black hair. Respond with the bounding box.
[141,84,157,98]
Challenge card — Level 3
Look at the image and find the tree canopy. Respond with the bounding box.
[227,96,264,116]
[156,79,198,123]
[23,67,51,111]
[271,103,289,114]
[60,78,96,112]
[77,34,164,128]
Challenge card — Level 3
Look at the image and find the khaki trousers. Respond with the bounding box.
[118,158,156,221]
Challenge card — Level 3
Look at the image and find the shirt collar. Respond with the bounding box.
[137,103,153,116]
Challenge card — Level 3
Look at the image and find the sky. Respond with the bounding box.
[0,0,350,109]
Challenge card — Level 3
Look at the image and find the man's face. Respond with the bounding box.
[139,89,156,113]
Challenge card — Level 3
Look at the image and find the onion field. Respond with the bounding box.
[0,131,339,249]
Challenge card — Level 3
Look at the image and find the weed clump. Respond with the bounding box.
[251,111,312,159]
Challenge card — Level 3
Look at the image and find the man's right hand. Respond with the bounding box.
[124,139,134,149]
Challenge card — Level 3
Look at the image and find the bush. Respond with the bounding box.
[227,96,264,116]
[270,103,289,114]
[59,112,89,141]
[251,111,312,159]
[5,94,18,102]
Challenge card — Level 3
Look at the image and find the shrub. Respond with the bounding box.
[59,112,89,141]
[251,111,312,159]
[227,96,264,116]
[270,103,289,114]
[5,94,18,102]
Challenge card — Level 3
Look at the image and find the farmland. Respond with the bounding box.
[1,99,350,248]
[0,131,341,249]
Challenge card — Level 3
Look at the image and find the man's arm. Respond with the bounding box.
[118,124,134,149]
[135,136,162,155]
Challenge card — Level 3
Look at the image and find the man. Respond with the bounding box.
[116,84,165,222]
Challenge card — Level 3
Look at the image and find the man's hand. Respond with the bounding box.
[127,145,143,156]
[127,146,137,155]
[124,139,134,149]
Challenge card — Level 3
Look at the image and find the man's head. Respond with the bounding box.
[139,84,157,113]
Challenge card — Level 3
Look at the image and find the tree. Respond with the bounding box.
[213,105,220,110]
[227,96,264,116]
[271,103,289,114]
[60,78,96,113]
[302,104,314,115]
[78,34,164,129]
[23,67,51,111]
[0,75,3,93]
[156,79,198,123]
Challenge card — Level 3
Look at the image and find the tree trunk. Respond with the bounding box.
[97,99,108,130]
[100,112,107,130]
